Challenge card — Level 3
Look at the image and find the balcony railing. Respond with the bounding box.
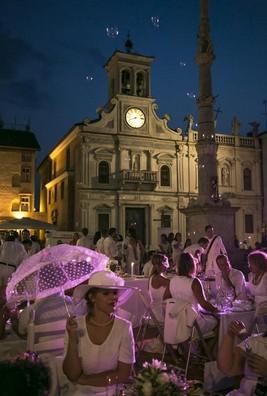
[120,170,158,184]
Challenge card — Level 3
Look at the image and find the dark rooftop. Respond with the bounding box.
[0,129,40,150]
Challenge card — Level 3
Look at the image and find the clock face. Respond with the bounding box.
[125,108,145,128]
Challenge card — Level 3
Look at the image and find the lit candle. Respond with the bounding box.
[131,262,134,277]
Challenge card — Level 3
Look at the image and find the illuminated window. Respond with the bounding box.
[21,167,31,182]
[244,168,252,191]
[20,196,30,212]
[98,161,109,184]
[160,165,170,186]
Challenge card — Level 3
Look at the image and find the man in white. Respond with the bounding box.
[0,233,27,284]
[95,229,108,254]
[76,228,92,249]
[184,237,209,274]
[204,224,227,275]
[215,254,247,300]
[103,227,118,259]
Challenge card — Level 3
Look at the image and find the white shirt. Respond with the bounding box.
[95,237,105,254]
[76,235,92,249]
[143,260,153,277]
[103,236,118,258]
[205,235,227,275]
[247,272,267,306]
[216,268,247,300]
[64,315,135,395]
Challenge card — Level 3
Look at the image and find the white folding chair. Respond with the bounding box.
[27,318,66,356]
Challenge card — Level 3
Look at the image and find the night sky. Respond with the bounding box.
[1,0,267,162]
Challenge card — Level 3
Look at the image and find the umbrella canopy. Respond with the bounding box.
[0,217,57,230]
[6,244,108,304]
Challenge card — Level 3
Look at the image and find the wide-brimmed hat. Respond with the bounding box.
[73,270,134,306]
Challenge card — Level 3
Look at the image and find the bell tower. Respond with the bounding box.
[104,37,154,101]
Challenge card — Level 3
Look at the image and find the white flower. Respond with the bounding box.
[142,381,153,396]
[151,359,167,371]
[158,372,169,384]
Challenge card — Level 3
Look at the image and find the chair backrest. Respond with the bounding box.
[249,302,267,334]
[164,298,179,345]
[27,319,66,354]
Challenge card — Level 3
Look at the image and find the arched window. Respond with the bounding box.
[136,72,145,96]
[121,70,131,94]
[160,165,170,186]
[243,168,252,191]
[98,161,109,184]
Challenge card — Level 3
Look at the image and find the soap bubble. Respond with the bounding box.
[85,75,94,81]
[179,61,187,67]
[186,92,197,99]
[151,16,160,28]
[105,26,119,38]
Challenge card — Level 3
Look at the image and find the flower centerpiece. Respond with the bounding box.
[126,359,188,396]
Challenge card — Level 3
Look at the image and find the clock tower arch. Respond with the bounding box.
[104,39,154,100]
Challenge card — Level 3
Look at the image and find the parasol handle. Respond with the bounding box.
[61,288,71,318]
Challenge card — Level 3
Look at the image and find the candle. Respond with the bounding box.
[131,262,134,277]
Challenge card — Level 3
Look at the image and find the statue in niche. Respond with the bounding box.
[221,167,230,186]
[231,116,241,135]
[184,114,194,134]
[132,153,140,171]
[249,121,260,137]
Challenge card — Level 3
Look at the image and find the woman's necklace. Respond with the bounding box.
[88,316,114,327]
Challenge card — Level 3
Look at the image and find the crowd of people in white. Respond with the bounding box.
[0,224,266,395]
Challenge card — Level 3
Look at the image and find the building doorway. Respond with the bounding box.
[125,207,146,246]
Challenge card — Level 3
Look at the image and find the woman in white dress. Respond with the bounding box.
[63,271,135,396]
[148,253,171,323]
[170,253,218,334]
[247,250,267,306]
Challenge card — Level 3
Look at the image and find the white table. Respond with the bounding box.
[0,330,27,361]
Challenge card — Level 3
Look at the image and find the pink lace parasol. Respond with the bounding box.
[6,244,108,304]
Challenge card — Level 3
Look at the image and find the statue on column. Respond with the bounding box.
[231,116,241,135]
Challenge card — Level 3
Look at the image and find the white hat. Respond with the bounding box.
[73,270,134,306]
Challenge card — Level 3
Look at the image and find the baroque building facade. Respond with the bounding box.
[38,49,265,249]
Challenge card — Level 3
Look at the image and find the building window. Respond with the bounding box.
[21,152,32,162]
[21,167,31,182]
[161,214,171,228]
[98,213,109,231]
[121,69,131,94]
[20,196,30,212]
[61,181,64,200]
[245,214,254,233]
[98,161,109,184]
[160,165,170,186]
[48,190,51,204]
[54,185,57,202]
[244,168,252,191]
[136,72,145,97]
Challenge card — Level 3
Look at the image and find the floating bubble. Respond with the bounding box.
[85,75,94,81]
[179,61,187,67]
[105,26,119,38]
[151,16,160,28]
[186,92,197,99]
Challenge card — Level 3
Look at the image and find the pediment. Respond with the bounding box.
[93,148,114,161]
